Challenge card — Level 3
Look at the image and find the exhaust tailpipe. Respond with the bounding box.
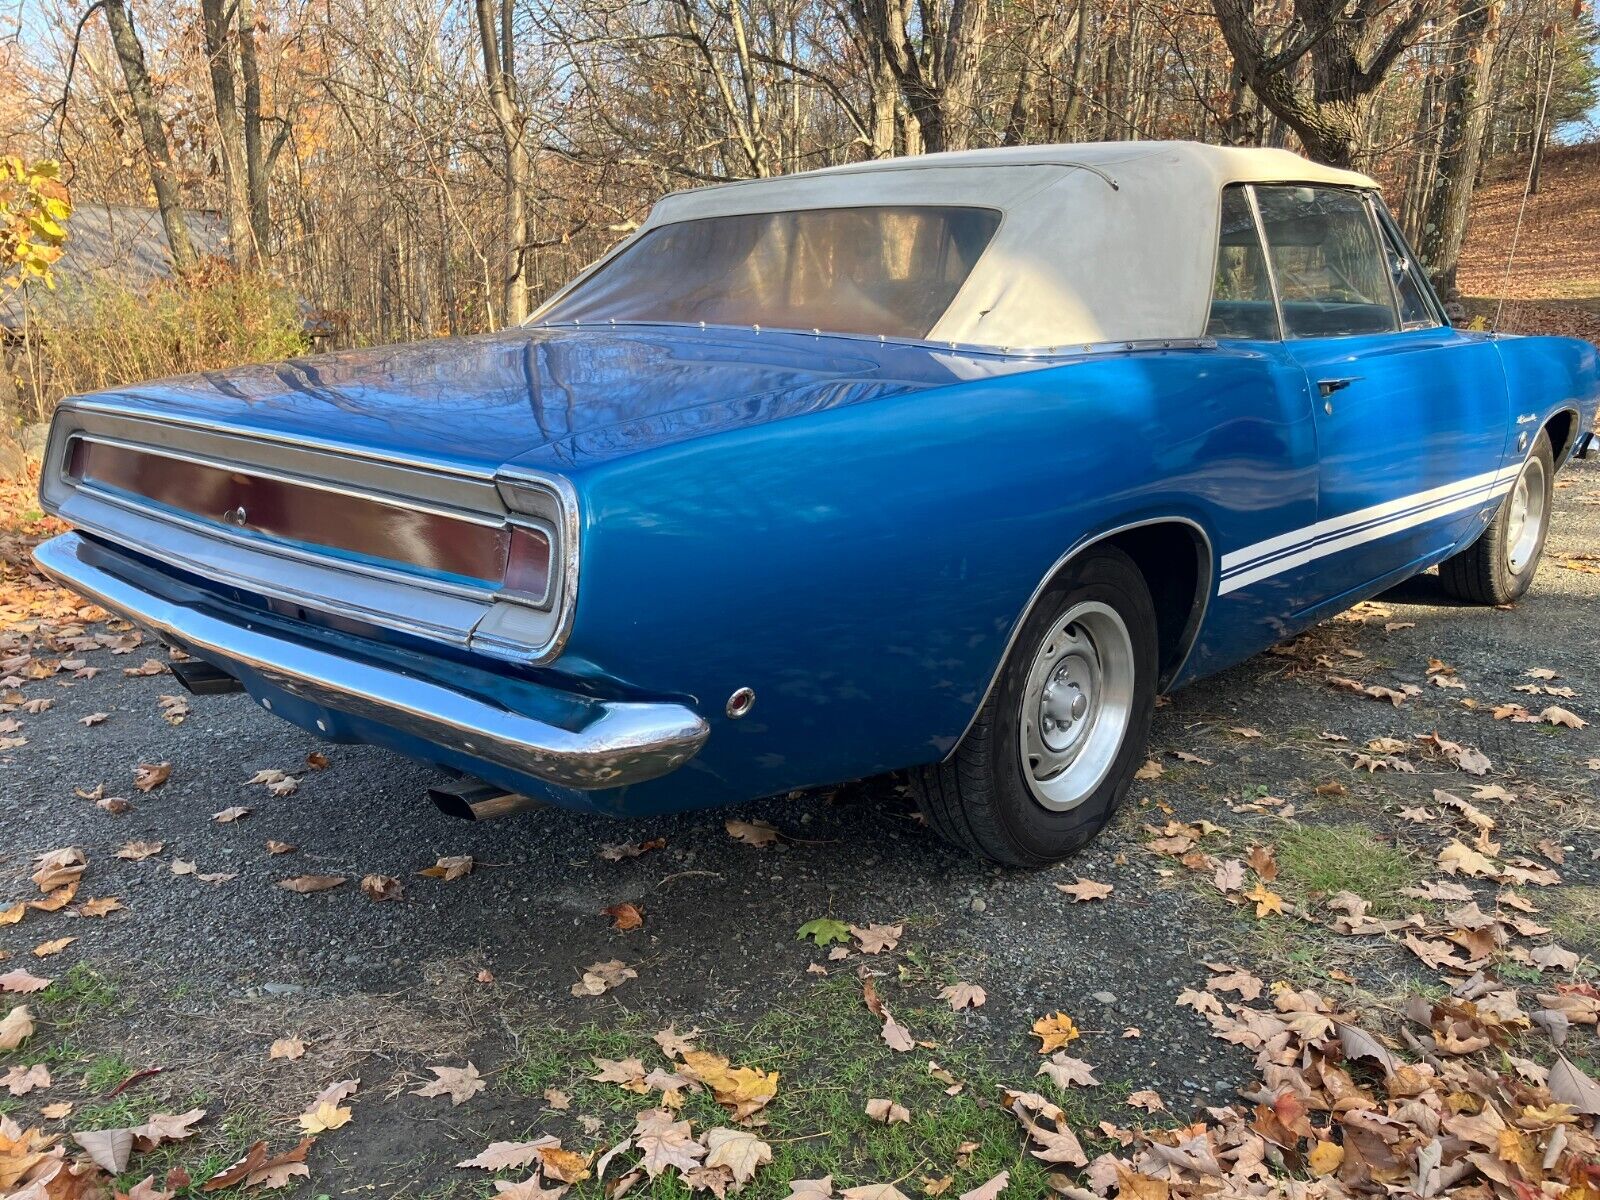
[427,778,540,821]
[170,658,245,696]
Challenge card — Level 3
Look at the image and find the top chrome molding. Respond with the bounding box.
[68,432,505,528]
[529,320,1218,361]
[59,396,505,482]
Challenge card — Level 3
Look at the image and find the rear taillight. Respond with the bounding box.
[503,524,553,606]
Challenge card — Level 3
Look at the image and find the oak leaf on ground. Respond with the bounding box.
[1056,878,1113,902]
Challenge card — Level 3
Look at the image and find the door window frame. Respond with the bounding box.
[1212,183,1426,342]
[1366,196,1450,330]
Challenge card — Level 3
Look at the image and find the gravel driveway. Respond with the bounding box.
[2,455,1596,1198]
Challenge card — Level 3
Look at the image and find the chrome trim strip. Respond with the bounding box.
[71,432,503,527]
[63,495,485,647]
[945,516,1214,759]
[77,478,503,606]
[495,468,582,663]
[33,532,706,790]
[59,396,502,482]
[530,320,1216,361]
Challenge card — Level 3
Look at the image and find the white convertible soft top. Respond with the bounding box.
[548,141,1376,350]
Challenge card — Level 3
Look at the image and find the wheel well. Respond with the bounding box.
[1098,522,1211,690]
[1543,409,1579,467]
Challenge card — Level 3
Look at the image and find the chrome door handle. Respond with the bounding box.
[1317,376,1360,397]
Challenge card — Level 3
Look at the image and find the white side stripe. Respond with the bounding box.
[1218,466,1518,596]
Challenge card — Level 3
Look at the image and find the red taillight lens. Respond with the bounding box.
[503,524,553,606]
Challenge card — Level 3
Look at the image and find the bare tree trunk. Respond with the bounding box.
[847,0,985,154]
[238,0,270,253]
[473,0,530,325]
[200,0,256,266]
[1417,0,1501,296]
[1210,0,1436,168]
[102,0,197,270]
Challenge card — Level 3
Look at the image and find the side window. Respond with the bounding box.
[1373,207,1443,329]
[1206,185,1279,340]
[1254,186,1399,338]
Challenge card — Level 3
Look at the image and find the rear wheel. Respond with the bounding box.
[911,546,1158,866]
[1439,433,1554,605]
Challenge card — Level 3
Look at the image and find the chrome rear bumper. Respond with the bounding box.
[32,532,709,790]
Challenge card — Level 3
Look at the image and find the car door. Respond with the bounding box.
[1251,184,1512,608]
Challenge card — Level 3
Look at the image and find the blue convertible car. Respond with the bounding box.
[35,142,1598,864]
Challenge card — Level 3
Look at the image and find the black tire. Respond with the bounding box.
[1439,432,1554,605]
[911,546,1159,866]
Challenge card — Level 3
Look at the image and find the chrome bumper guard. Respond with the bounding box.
[33,533,710,790]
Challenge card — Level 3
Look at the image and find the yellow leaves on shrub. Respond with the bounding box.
[1,156,72,290]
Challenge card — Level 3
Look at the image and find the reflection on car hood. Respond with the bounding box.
[90,324,1054,475]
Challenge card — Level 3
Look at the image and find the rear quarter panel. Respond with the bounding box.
[556,343,1317,812]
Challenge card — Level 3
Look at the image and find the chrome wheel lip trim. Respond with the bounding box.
[1506,454,1546,575]
[1018,600,1135,813]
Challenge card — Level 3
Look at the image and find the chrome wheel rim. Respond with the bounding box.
[1505,454,1547,575]
[1018,601,1135,812]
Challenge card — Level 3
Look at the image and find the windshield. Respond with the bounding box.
[538,205,1001,340]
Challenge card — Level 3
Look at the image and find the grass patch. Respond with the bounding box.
[1548,886,1600,953]
[1275,824,1422,914]
[500,974,1128,1199]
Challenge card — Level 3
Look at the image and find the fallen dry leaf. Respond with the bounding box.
[851,923,902,953]
[297,1101,351,1134]
[959,1171,1008,1200]
[0,968,51,993]
[359,874,403,902]
[412,1062,486,1105]
[725,818,779,847]
[1037,1052,1099,1089]
[31,848,85,892]
[74,1127,133,1173]
[865,1097,911,1124]
[603,902,644,930]
[938,982,986,1010]
[420,854,474,880]
[201,1137,313,1191]
[1540,705,1588,729]
[457,1139,554,1171]
[634,1107,705,1177]
[0,1004,35,1049]
[269,1036,305,1061]
[703,1127,772,1182]
[1031,1012,1080,1054]
[132,762,171,792]
[2,1063,49,1096]
[278,874,347,894]
[571,959,637,997]
[1056,878,1113,902]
